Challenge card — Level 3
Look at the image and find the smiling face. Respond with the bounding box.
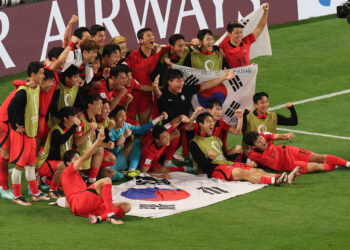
[140,30,155,49]
[64,114,78,128]
[207,104,222,121]
[89,99,102,116]
[199,115,215,135]
[156,130,171,147]
[171,39,185,58]
[111,72,127,90]
[229,27,243,46]
[40,79,54,92]
[168,77,184,94]
[253,135,267,150]
[84,49,98,64]
[31,68,45,85]
[201,33,215,52]
[100,102,110,120]
[254,96,269,115]
[92,30,106,47]
[113,109,126,129]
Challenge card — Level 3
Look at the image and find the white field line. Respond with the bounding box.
[277,128,350,141]
[269,89,350,111]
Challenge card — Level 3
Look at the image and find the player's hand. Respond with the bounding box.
[222,68,235,80]
[245,107,251,113]
[123,128,132,138]
[235,109,243,118]
[160,112,168,121]
[207,150,216,160]
[71,35,79,44]
[285,102,293,109]
[194,106,203,114]
[125,94,133,105]
[16,124,25,134]
[246,161,257,168]
[116,137,125,146]
[152,75,160,88]
[262,3,269,11]
[191,38,201,47]
[107,141,115,149]
[25,81,36,88]
[228,145,242,155]
[103,67,110,79]
[73,117,81,126]
[68,15,78,25]
[90,122,98,132]
[286,133,295,140]
[97,128,105,142]
[118,86,127,96]
[107,119,116,130]
[180,115,190,124]
[164,58,171,67]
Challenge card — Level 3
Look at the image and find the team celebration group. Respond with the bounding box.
[0,3,348,225]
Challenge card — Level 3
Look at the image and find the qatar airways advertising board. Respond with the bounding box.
[0,0,343,77]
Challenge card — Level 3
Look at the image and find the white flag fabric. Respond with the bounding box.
[215,5,272,60]
[112,172,265,218]
[172,64,257,126]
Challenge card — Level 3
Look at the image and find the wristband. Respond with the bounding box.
[68,41,76,51]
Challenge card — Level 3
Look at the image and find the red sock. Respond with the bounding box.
[12,184,21,197]
[260,176,272,184]
[0,156,9,190]
[168,166,185,172]
[326,155,347,166]
[165,135,180,161]
[28,180,39,195]
[274,174,280,178]
[323,163,335,172]
[181,130,189,158]
[88,167,99,179]
[101,184,114,215]
[50,183,59,191]
[45,178,52,186]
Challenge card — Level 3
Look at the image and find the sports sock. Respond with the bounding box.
[182,130,189,158]
[88,167,99,183]
[11,168,22,197]
[260,176,274,185]
[0,156,9,190]
[49,183,59,192]
[101,184,114,215]
[128,139,141,171]
[326,155,347,167]
[323,163,335,172]
[165,135,180,161]
[25,166,39,196]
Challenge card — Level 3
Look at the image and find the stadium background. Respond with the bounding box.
[0,1,350,249]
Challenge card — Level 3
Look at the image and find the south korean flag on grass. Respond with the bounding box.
[172,64,257,126]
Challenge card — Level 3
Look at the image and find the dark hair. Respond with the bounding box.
[197,29,213,41]
[90,24,105,37]
[80,39,99,53]
[168,69,183,82]
[63,150,80,165]
[102,44,120,57]
[253,92,269,104]
[137,27,152,41]
[169,34,185,46]
[109,105,126,118]
[152,125,167,140]
[58,106,78,120]
[27,62,44,77]
[196,112,213,125]
[86,93,102,105]
[206,98,222,109]
[94,53,102,62]
[243,132,260,146]
[226,22,244,33]
[63,65,80,79]
[110,64,130,78]
[43,69,55,81]
[48,47,64,61]
[74,27,90,40]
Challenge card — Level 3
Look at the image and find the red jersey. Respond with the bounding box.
[219,33,255,68]
[124,46,170,86]
[40,64,59,116]
[0,89,16,122]
[60,163,87,207]
[89,79,115,101]
[139,122,174,168]
[119,78,141,106]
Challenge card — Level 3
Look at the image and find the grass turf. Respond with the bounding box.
[0,15,350,250]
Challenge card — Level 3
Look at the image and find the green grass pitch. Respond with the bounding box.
[0,15,349,250]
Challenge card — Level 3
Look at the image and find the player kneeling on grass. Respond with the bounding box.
[190,113,298,185]
[61,129,131,225]
[244,132,350,175]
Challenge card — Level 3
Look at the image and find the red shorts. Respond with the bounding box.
[284,146,311,173]
[37,116,49,140]
[70,184,125,218]
[0,121,10,150]
[103,150,111,160]
[9,130,36,167]
[127,90,152,115]
[37,160,61,177]
[212,163,251,181]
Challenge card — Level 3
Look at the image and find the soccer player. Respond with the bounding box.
[74,93,104,184]
[219,3,270,68]
[190,113,297,185]
[139,115,193,179]
[242,92,298,151]
[62,15,90,49]
[124,27,170,125]
[90,24,106,54]
[61,129,131,225]
[244,132,350,175]
[107,106,167,180]
[101,44,121,70]
[8,62,52,205]
[36,107,80,199]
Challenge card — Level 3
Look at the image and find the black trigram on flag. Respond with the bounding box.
[184,75,199,87]
[241,18,250,27]
[225,101,241,118]
[228,75,243,92]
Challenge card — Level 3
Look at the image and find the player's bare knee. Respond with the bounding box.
[121,202,131,213]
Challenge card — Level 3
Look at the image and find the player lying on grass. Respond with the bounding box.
[244,132,350,174]
[190,112,299,185]
[61,129,131,225]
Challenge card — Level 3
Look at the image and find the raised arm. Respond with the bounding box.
[200,69,235,92]
[253,3,269,39]
[273,132,295,141]
[63,15,78,48]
